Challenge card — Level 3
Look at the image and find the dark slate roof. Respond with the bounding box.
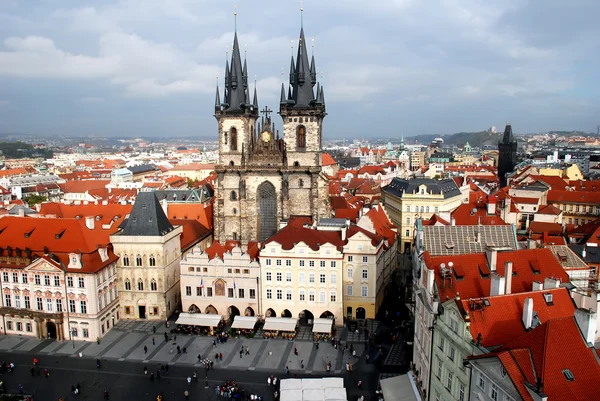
[501,124,516,144]
[422,225,518,256]
[120,192,174,236]
[569,245,600,264]
[8,205,38,215]
[154,189,208,203]
[430,152,453,159]
[127,164,156,174]
[383,178,462,199]
[318,218,348,227]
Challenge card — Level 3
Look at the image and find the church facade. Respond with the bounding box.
[213,24,330,245]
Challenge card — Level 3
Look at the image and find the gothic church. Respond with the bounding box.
[213,20,330,245]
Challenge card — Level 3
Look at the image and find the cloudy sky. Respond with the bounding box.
[0,0,598,139]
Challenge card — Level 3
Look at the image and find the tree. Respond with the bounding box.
[26,194,47,208]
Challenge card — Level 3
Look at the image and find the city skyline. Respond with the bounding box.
[0,0,599,138]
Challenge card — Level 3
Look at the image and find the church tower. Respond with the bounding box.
[498,123,518,187]
[279,12,326,169]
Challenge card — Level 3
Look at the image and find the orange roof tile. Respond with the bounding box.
[266,223,345,252]
[548,190,600,205]
[321,153,337,166]
[168,219,211,251]
[528,221,564,235]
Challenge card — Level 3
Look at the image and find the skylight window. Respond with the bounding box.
[562,369,575,381]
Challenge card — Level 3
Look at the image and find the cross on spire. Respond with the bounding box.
[260,106,273,119]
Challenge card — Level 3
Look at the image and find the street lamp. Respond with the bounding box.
[62,265,73,346]
[205,368,209,389]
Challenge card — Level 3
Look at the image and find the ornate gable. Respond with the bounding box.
[25,257,64,273]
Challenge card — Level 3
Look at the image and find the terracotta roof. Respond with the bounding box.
[347,225,383,247]
[548,190,600,205]
[451,198,507,226]
[321,153,337,166]
[60,180,110,193]
[0,168,31,178]
[204,240,240,260]
[38,202,132,227]
[170,163,215,171]
[329,180,343,196]
[537,204,562,215]
[528,221,563,235]
[422,214,450,226]
[498,317,600,401]
[266,223,345,252]
[528,175,569,190]
[364,205,396,244]
[425,248,570,301]
[568,179,600,191]
[358,165,386,176]
[168,219,211,251]
[167,203,213,230]
[460,287,575,348]
[511,196,540,205]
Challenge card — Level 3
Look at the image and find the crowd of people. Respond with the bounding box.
[214,380,264,400]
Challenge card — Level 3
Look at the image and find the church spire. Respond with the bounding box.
[215,81,221,110]
[253,81,258,109]
[280,83,286,104]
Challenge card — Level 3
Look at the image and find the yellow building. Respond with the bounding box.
[539,164,583,180]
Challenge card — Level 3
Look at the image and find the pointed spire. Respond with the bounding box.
[242,58,248,88]
[319,85,325,104]
[310,53,316,86]
[289,56,295,84]
[215,82,221,109]
[253,84,258,109]
[288,85,293,101]
[280,83,286,104]
[315,82,321,104]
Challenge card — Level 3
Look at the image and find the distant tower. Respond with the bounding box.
[498,123,517,187]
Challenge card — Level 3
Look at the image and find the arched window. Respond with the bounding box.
[150,279,157,291]
[122,255,129,267]
[137,279,144,291]
[149,255,156,267]
[230,191,237,201]
[124,279,131,290]
[297,125,306,148]
[420,206,424,213]
[232,208,237,215]
[135,255,142,266]
[188,266,195,272]
[298,179,304,188]
[293,161,300,167]
[229,161,235,167]
[230,128,238,151]
[426,206,430,213]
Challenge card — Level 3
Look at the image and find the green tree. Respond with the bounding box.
[26,194,47,208]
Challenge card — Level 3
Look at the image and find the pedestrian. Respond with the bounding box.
[352,350,356,357]
[144,345,148,354]
[284,366,289,375]
[152,337,155,346]
[240,348,243,358]
[174,334,177,340]
[187,376,192,385]
[184,390,189,400]
[177,345,181,354]
[245,346,250,355]
[301,360,304,369]
[104,389,109,400]
[144,366,148,375]
[215,352,219,360]
[164,332,168,342]
[156,369,161,380]
[30,367,34,377]
[193,371,197,382]
[213,339,216,348]
[18,384,23,394]
[268,377,271,387]
[346,362,349,371]
[366,354,370,363]
[150,372,154,382]
[316,342,319,349]
[273,377,278,386]
[153,326,156,334]
[33,357,38,366]
[294,347,298,355]
[44,368,50,378]
[219,352,223,361]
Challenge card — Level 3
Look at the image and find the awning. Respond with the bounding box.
[175,313,221,327]
[312,318,333,334]
[263,317,298,332]
[380,374,420,401]
[231,315,258,330]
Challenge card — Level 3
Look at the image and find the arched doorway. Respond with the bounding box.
[281,309,292,318]
[244,307,255,316]
[205,305,218,314]
[228,305,240,321]
[320,311,334,319]
[188,304,200,313]
[356,307,366,320]
[46,321,57,339]
[257,181,277,241]
[299,310,314,325]
[265,308,276,317]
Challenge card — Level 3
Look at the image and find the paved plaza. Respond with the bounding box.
[0,320,375,375]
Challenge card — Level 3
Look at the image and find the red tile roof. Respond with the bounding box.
[358,165,386,176]
[548,190,600,205]
[537,204,561,215]
[528,221,563,235]
[266,222,345,252]
[568,179,600,191]
[60,180,110,193]
[38,202,132,227]
[321,153,337,166]
[528,175,569,190]
[169,219,211,251]
[451,196,507,226]
[364,205,396,244]
[511,196,540,205]
[459,287,575,348]
[422,214,450,226]
[167,203,213,230]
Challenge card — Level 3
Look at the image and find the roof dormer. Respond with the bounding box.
[69,253,82,269]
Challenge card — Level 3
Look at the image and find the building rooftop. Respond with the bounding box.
[119,192,174,236]
[421,225,518,256]
[383,178,461,199]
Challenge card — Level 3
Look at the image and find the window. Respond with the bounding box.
[299,272,305,284]
[435,206,439,213]
[320,274,326,283]
[562,369,575,381]
[72,328,78,337]
[266,259,272,266]
[206,287,213,297]
[24,296,30,309]
[136,255,142,266]
[362,269,368,279]
[124,279,131,290]
[78,277,85,288]
[459,383,465,401]
[69,299,76,313]
[26,323,32,332]
[228,288,234,298]
[196,287,202,296]
[426,206,430,213]
[16,322,22,331]
[576,205,580,212]
[54,275,60,286]
[320,261,326,268]
[185,286,191,296]
[478,373,485,389]
[243,269,250,274]
[123,255,130,266]
[266,272,272,281]
[299,291,305,301]
[80,301,87,314]
[447,371,453,391]
[137,279,144,291]
[14,295,20,309]
[330,273,337,284]
[44,275,50,286]
[230,127,238,151]
[309,291,315,302]
[309,273,315,283]
[299,260,305,267]
[362,256,368,263]
[22,273,28,284]
[309,261,315,267]
[318,291,325,303]
[266,289,272,299]
[449,347,455,361]
[330,292,336,302]
[331,261,336,268]
[286,272,292,282]
[436,357,442,378]
[449,318,459,333]
[361,286,368,297]
[405,229,410,237]
[249,289,256,299]
[297,125,306,148]
[347,268,353,279]
[276,272,282,282]
[286,260,291,267]
[348,255,353,262]
[11,272,17,283]
[37,297,43,311]
[67,277,73,287]
[34,274,41,285]
[276,259,282,266]
[1,272,8,282]
[149,256,156,267]
[347,285,353,296]
[150,279,157,291]
[406,205,411,212]
[238,288,245,298]
[286,290,292,301]
[46,298,53,312]
[6,321,11,331]
[490,384,498,401]
[439,336,445,351]
[276,289,282,300]
[230,191,237,201]
[56,299,62,312]
[83,328,89,338]
[4,294,11,308]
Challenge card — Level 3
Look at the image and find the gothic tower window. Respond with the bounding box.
[150,279,157,291]
[149,255,156,267]
[299,179,304,188]
[137,279,144,291]
[135,255,142,266]
[229,161,235,167]
[233,208,237,215]
[230,191,237,201]
[230,128,238,151]
[124,279,131,290]
[257,181,277,241]
[297,125,306,148]
[123,255,130,267]
[294,161,300,167]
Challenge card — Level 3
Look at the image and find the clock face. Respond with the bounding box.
[261,131,271,142]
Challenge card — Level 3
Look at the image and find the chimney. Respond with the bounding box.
[487,197,496,215]
[476,230,482,244]
[85,216,95,230]
[486,247,498,272]
[427,269,435,294]
[523,297,533,330]
[532,281,543,291]
[341,227,347,241]
[504,261,513,294]
[102,200,108,205]
[543,277,560,289]
[18,207,25,217]
[527,239,537,250]
[161,198,168,215]
[574,308,597,344]
[451,217,456,226]
[490,273,506,296]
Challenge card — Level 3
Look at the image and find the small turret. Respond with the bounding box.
[280,83,286,104]
[215,85,221,111]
